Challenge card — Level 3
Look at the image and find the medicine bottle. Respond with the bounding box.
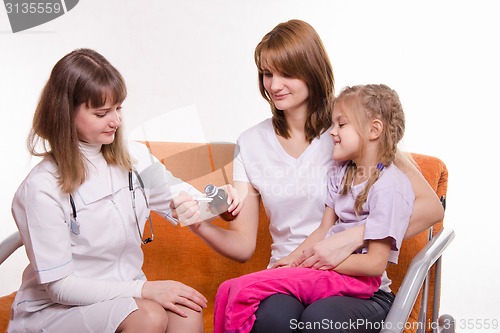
[204,184,236,222]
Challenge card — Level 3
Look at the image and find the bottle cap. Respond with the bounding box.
[204,184,218,198]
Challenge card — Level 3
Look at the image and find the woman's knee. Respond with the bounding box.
[251,294,304,333]
[143,302,169,331]
[118,299,168,333]
[166,305,203,333]
[301,296,389,333]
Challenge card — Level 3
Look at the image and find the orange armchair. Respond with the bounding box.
[0,142,452,333]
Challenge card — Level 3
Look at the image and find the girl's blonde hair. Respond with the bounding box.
[254,19,334,143]
[28,48,132,194]
[335,84,406,214]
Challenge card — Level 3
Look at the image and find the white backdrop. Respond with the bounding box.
[1,1,498,331]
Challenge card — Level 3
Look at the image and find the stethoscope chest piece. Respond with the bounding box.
[70,216,80,235]
[69,194,80,235]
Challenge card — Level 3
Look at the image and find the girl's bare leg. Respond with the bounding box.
[166,305,203,333]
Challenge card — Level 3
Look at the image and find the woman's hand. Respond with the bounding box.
[292,237,344,270]
[220,184,244,217]
[292,224,365,270]
[141,280,207,317]
[271,254,301,268]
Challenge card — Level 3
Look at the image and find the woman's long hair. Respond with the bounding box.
[254,19,334,143]
[28,48,131,193]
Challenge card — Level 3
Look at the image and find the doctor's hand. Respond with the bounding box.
[142,280,207,317]
[170,191,202,226]
[170,186,243,227]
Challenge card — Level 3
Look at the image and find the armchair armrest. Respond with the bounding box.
[0,231,23,265]
[381,227,455,333]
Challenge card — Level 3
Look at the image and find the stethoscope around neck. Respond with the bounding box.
[68,170,155,244]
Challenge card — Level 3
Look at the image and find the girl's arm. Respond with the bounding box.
[296,154,443,270]
[273,206,336,268]
[333,238,392,276]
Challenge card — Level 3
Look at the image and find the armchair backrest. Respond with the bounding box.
[0,142,447,333]
[386,153,448,332]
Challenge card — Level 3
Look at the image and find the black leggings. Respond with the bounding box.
[250,290,394,333]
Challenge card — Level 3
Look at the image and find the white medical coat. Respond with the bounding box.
[8,141,199,332]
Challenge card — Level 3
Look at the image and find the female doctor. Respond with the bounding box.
[8,48,240,333]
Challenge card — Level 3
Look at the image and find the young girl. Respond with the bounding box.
[213,84,414,333]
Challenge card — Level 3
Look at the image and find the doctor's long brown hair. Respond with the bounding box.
[28,48,132,194]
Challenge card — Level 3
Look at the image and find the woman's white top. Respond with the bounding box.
[233,118,393,292]
[234,119,333,267]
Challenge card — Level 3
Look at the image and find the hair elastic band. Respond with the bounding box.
[376,162,385,171]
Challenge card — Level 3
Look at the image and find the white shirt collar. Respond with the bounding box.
[78,142,102,159]
[76,143,127,205]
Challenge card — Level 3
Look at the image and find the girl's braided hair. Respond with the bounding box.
[335,84,405,215]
